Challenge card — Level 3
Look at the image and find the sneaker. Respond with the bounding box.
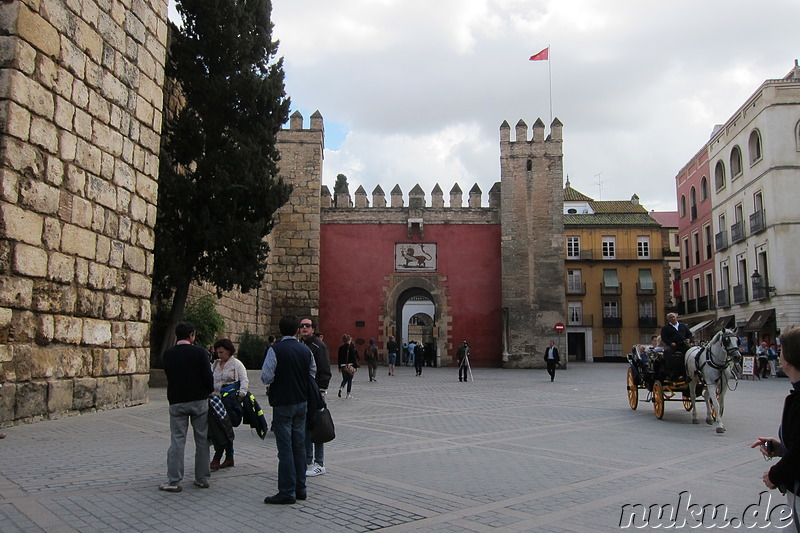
[159,482,182,493]
[346,393,353,399]
[306,463,326,477]
[193,480,210,489]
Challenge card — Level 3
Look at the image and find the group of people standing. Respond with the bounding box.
[159,315,332,504]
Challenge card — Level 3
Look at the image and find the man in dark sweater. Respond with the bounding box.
[160,321,214,493]
[300,317,331,477]
[260,315,317,504]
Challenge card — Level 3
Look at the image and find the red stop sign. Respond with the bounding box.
[554,322,565,332]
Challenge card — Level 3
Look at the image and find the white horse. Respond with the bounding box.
[684,328,740,434]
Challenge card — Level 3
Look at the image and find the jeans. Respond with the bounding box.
[305,437,324,467]
[272,402,307,499]
[167,399,210,485]
[340,373,353,393]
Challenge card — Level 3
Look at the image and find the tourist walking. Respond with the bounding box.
[544,340,560,382]
[414,342,424,376]
[386,335,398,376]
[364,338,379,382]
[338,334,359,398]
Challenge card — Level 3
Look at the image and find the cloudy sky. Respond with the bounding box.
[170,1,799,212]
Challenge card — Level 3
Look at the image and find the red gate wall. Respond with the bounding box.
[319,223,502,367]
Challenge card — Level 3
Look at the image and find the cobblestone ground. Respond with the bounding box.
[0,363,793,532]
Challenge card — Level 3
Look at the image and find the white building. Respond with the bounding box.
[709,61,800,350]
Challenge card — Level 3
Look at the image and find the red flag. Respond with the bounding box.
[529,47,549,61]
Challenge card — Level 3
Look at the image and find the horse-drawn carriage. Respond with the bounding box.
[626,329,741,433]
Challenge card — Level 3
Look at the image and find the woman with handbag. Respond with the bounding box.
[337,334,359,399]
[210,338,249,470]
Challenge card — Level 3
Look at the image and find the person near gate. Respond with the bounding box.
[456,340,470,382]
[260,315,317,505]
[337,334,359,398]
[414,342,424,376]
[544,340,560,382]
[300,317,331,478]
[160,321,214,493]
[364,338,379,382]
[386,335,398,376]
[751,326,800,532]
[660,313,693,381]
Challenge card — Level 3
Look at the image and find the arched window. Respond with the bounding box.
[730,146,742,177]
[526,159,532,171]
[689,187,697,221]
[714,161,726,190]
[680,195,686,217]
[700,176,708,201]
[748,129,762,164]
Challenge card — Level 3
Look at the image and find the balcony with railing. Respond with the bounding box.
[715,231,728,251]
[566,282,586,295]
[602,316,622,328]
[730,220,746,243]
[638,316,658,328]
[568,248,663,261]
[733,284,748,304]
[686,299,697,314]
[567,313,593,327]
[601,281,621,295]
[717,289,730,308]
[636,282,657,295]
[750,210,766,234]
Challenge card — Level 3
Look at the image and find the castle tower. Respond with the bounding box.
[270,111,324,330]
[499,118,565,368]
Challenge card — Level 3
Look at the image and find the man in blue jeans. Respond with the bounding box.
[261,315,317,504]
[160,321,214,493]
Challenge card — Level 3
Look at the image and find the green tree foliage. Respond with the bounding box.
[183,295,225,350]
[237,328,270,369]
[154,0,292,358]
[333,173,349,206]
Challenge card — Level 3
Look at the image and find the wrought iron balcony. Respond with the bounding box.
[601,283,621,295]
[717,289,729,308]
[750,210,766,234]
[566,282,586,295]
[730,221,745,243]
[568,313,593,327]
[638,316,658,328]
[715,231,728,251]
[636,282,657,295]
[602,316,622,328]
[733,284,748,304]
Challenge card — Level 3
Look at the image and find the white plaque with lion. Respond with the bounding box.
[395,243,437,271]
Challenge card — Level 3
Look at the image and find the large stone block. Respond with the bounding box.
[125,271,150,297]
[95,376,119,407]
[11,310,35,343]
[30,344,60,378]
[58,345,87,378]
[47,251,75,283]
[61,223,97,259]
[82,318,111,346]
[1,202,43,245]
[17,3,60,57]
[47,379,73,414]
[12,242,47,278]
[15,380,47,419]
[35,313,54,345]
[0,381,15,423]
[131,372,148,403]
[54,315,82,344]
[72,377,96,410]
[118,347,136,374]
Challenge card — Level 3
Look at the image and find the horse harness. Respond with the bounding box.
[692,334,738,386]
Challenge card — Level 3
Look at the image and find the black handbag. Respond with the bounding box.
[308,406,335,444]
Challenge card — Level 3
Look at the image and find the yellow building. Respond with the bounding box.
[563,182,667,361]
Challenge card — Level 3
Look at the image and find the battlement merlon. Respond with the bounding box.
[499,117,562,143]
[323,182,500,209]
[279,110,325,151]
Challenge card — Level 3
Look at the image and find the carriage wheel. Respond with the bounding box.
[627,368,638,410]
[682,392,692,411]
[652,381,665,419]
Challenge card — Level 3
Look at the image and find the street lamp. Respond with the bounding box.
[751,270,777,296]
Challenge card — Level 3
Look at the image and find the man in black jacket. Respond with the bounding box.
[300,317,331,478]
[660,313,693,380]
[544,341,560,382]
[261,315,316,504]
[160,321,214,493]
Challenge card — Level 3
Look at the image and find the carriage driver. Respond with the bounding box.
[660,313,693,381]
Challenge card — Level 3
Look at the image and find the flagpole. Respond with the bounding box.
[548,44,552,124]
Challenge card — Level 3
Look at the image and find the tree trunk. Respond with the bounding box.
[158,279,191,363]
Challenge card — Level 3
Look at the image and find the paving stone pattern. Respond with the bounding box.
[0,364,793,531]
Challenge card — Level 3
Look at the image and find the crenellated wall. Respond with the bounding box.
[0,0,168,424]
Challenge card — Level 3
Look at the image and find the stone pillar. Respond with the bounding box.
[0,0,168,422]
[500,118,565,368]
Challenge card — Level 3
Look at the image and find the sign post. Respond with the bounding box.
[554,322,565,369]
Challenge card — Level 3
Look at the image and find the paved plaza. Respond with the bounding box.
[0,362,794,532]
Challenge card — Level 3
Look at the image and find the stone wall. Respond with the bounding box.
[0,0,168,424]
